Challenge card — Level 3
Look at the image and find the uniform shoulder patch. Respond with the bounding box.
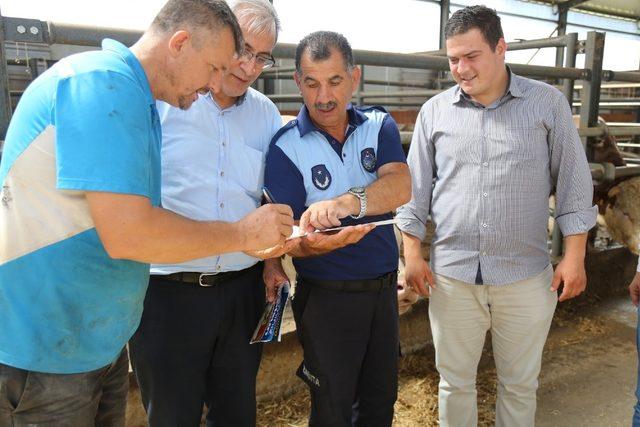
[360,147,377,172]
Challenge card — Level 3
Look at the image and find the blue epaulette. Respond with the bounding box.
[269,119,298,147]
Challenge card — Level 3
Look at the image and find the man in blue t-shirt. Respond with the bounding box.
[265,31,411,427]
[0,0,293,425]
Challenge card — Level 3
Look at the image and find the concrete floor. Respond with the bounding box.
[536,296,637,426]
[125,294,640,427]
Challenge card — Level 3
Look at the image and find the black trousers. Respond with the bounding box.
[292,275,399,427]
[129,263,265,427]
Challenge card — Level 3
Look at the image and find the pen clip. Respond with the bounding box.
[262,187,277,204]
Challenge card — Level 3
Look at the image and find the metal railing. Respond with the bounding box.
[1,15,640,258]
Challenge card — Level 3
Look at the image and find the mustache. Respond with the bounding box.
[315,101,337,111]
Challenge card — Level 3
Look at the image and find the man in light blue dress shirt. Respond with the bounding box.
[397,6,596,426]
[128,1,287,425]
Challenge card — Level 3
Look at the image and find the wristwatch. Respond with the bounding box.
[348,186,367,219]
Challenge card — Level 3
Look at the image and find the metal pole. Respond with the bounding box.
[0,9,13,139]
[1,19,589,80]
[602,70,640,83]
[425,34,572,56]
[45,22,140,46]
[551,211,563,258]
[552,32,579,259]
[356,65,365,106]
[636,64,640,144]
[578,31,605,160]
[439,0,450,50]
[359,89,442,98]
[554,7,568,69]
[562,33,579,108]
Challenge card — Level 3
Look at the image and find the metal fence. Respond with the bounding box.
[1,12,640,256]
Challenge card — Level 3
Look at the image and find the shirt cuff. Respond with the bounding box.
[636,255,640,273]
[555,205,598,236]
[395,209,428,242]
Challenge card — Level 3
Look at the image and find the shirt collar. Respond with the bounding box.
[451,66,522,105]
[101,38,154,106]
[295,103,368,138]
[235,91,248,106]
[205,90,248,111]
[506,67,523,98]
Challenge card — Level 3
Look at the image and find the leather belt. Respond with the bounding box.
[152,265,253,287]
[300,271,397,293]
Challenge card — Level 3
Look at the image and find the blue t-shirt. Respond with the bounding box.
[265,105,405,281]
[0,39,161,373]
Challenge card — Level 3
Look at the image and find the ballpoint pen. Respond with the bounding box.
[262,187,277,204]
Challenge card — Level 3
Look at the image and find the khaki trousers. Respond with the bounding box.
[429,265,557,427]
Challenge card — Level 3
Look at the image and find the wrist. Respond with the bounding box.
[562,249,586,263]
[346,186,367,219]
[338,193,360,216]
[405,251,425,263]
[231,220,249,251]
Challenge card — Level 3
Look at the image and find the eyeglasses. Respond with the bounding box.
[239,48,276,70]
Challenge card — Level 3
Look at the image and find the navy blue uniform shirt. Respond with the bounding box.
[265,104,406,281]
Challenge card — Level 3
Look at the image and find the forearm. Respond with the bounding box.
[100,206,247,264]
[562,233,587,262]
[334,165,412,217]
[550,95,597,235]
[365,167,412,214]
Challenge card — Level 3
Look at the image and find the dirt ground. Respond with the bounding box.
[125,293,638,426]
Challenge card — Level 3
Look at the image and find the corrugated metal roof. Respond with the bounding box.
[538,0,640,20]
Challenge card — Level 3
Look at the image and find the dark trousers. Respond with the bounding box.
[292,276,399,427]
[0,349,129,427]
[129,263,265,427]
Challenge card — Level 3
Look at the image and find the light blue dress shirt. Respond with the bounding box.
[151,88,282,274]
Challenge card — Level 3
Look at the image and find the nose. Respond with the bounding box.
[239,57,258,76]
[316,83,333,103]
[457,57,470,74]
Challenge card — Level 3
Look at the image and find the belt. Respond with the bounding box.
[301,271,397,293]
[152,265,253,287]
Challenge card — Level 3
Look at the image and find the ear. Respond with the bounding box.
[350,66,362,94]
[294,71,302,92]
[168,30,192,58]
[495,37,507,57]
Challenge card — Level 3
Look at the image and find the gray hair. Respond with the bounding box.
[228,0,281,42]
[295,31,354,74]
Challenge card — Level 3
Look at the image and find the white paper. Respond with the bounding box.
[287,218,397,240]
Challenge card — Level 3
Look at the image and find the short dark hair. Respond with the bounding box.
[295,31,354,74]
[151,0,243,54]
[445,5,504,50]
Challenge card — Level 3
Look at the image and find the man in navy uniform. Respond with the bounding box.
[265,31,411,427]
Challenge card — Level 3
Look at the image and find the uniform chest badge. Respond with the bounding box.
[311,165,332,190]
[361,147,377,172]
